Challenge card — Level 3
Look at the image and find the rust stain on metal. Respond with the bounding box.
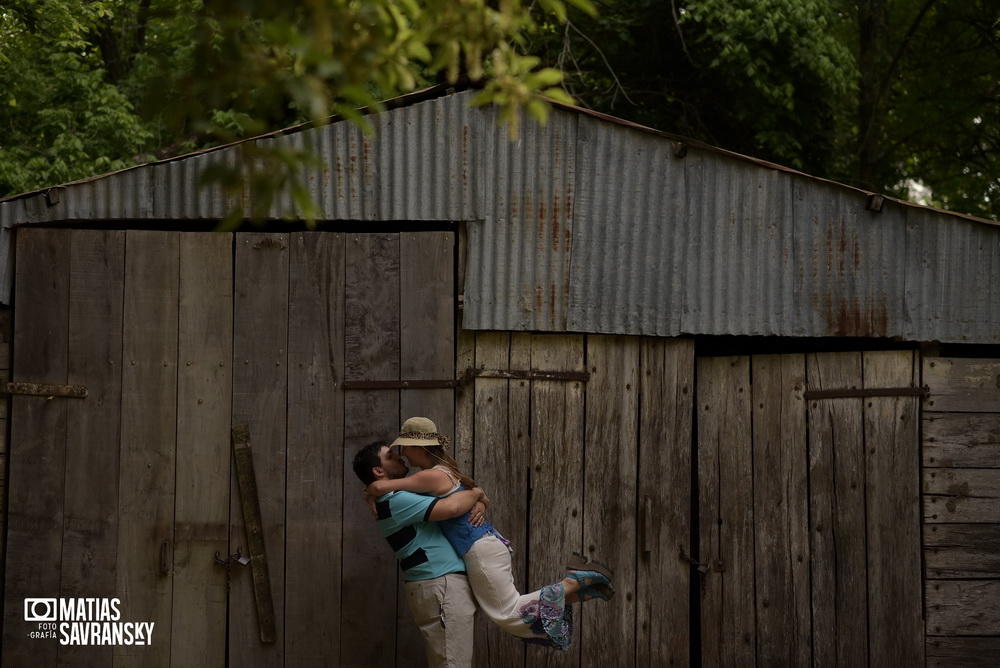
[461,125,469,189]
[550,194,561,252]
[362,136,374,184]
[550,282,558,328]
[824,218,864,275]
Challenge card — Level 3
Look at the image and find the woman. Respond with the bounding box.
[365,416,614,651]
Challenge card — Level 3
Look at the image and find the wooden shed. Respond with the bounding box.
[0,84,997,667]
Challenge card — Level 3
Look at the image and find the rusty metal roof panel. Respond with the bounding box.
[2,93,478,226]
[463,105,577,331]
[463,110,1000,344]
[903,206,1000,343]
[3,87,998,343]
[244,93,480,222]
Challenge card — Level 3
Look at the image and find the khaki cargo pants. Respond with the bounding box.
[404,572,477,667]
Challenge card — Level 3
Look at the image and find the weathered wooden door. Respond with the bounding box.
[697,351,924,667]
[3,227,455,668]
[456,333,695,668]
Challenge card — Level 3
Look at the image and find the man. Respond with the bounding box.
[351,442,482,667]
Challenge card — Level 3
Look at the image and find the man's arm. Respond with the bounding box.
[428,487,485,521]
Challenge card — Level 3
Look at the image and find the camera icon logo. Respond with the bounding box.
[24,598,57,622]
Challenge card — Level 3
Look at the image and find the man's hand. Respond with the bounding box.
[468,501,487,527]
[428,487,485,521]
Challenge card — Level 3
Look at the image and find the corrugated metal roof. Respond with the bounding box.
[1,87,997,343]
[462,105,1000,343]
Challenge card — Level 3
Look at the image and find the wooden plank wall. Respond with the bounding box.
[2,229,458,668]
[923,357,1000,666]
[4,226,967,667]
[698,351,924,668]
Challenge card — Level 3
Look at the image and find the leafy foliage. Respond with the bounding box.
[0,0,595,214]
[0,1,153,194]
[531,0,1000,220]
[2,0,996,221]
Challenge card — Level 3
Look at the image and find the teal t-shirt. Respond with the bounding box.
[376,490,465,581]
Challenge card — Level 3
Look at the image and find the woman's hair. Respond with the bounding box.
[423,445,477,490]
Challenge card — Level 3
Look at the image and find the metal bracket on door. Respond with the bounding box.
[231,424,277,644]
[803,385,930,400]
[1,382,88,398]
[463,368,590,383]
[341,367,589,391]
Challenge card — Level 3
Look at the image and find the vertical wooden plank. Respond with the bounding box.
[3,228,70,667]
[455,320,476,476]
[116,230,179,668]
[636,337,693,668]
[58,230,125,668]
[231,233,288,667]
[455,222,474,477]
[751,355,809,667]
[398,231,456,664]
[471,331,529,668]
[499,332,532,662]
[171,232,232,668]
[341,233,400,668]
[806,352,868,668]
[698,356,754,667]
[526,334,585,668]
[582,335,639,667]
[0,308,10,577]
[285,232,345,665]
[864,350,924,668]
[399,231,455,430]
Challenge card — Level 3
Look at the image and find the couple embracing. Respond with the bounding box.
[351,417,615,667]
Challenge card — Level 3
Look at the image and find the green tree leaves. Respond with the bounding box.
[0,0,153,194]
[531,0,999,219]
[0,0,595,209]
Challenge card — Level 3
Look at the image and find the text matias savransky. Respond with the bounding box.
[25,597,155,646]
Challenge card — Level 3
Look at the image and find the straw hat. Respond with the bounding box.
[391,416,452,447]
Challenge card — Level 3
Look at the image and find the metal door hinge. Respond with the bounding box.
[464,367,590,383]
[803,385,929,400]
[2,382,88,398]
